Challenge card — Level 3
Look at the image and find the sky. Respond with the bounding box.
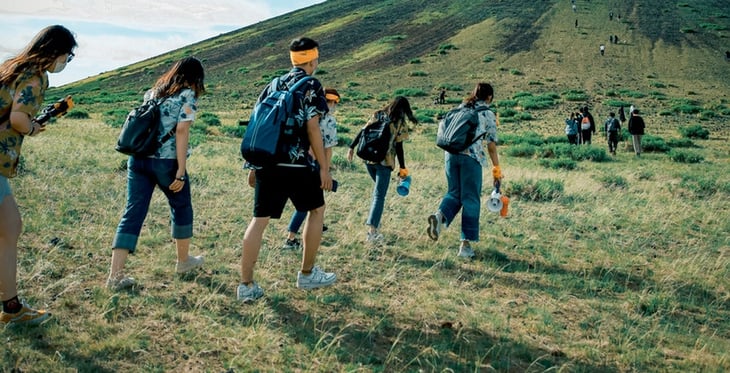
[0,0,324,87]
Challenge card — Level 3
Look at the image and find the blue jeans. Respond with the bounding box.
[113,157,193,253]
[438,153,482,241]
[366,163,392,228]
[288,210,307,233]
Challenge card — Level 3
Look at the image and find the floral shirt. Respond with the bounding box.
[143,88,197,159]
[0,69,48,177]
[461,102,497,168]
[320,112,338,149]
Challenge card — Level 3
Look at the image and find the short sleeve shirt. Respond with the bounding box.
[320,112,338,149]
[256,67,328,166]
[143,88,197,159]
[462,102,497,168]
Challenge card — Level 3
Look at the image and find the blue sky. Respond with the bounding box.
[0,0,324,87]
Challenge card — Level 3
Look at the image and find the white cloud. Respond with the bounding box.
[0,0,323,86]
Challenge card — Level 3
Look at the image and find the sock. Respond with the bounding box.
[2,296,22,314]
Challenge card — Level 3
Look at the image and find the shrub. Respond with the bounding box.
[641,135,670,152]
[668,149,704,163]
[562,90,588,101]
[408,71,428,77]
[604,99,632,107]
[65,110,89,119]
[510,69,523,76]
[495,99,518,108]
[505,143,538,158]
[103,109,129,128]
[510,178,564,202]
[199,112,221,127]
[482,55,494,63]
[679,175,718,198]
[409,58,421,64]
[571,146,610,162]
[393,88,427,97]
[679,125,709,139]
[539,158,577,170]
[598,175,628,189]
[666,138,697,148]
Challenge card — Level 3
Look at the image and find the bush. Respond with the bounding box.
[199,112,221,127]
[641,135,670,152]
[509,178,564,202]
[65,110,89,119]
[668,149,704,163]
[598,175,628,189]
[393,88,427,97]
[666,138,697,148]
[679,124,709,139]
[505,143,538,158]
[539,158,577,170]
[408,71,428,77]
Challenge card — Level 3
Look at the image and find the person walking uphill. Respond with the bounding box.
[604,112,621,155]
[0,25,76,325]
[238,37,336,303]
[107,57,206,291]
[348,96,418,244]
[427,83,502,259]
[628,109,645,156]
[580,106,596,145]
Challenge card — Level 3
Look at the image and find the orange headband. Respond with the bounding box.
[325,93,340,103]
[290,48,319,65]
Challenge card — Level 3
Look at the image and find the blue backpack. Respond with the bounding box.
[436,103,488,154]
[241,76,312,167]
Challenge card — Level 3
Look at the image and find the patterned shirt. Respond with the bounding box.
[320,112,338,149]
[461,102,497,168]
[143,88,197,159]
[0,69,48,177]
[256,67,328,166]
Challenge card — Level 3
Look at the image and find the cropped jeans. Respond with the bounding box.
[438,153,482,242]
[112,157,193,253]
[365,163,392,229]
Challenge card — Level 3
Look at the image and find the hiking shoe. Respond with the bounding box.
[322,224,329,232]
[296,266,336,289]
[366,232,384,244]
[237,282,264,303]
[0,301,50,325]
[176,255,204,274]
[106,275,136,291]
[457,245,475,259]
[282,238,301,250]
[427,213,442,241]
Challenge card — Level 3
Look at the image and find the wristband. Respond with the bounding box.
[177,176,186,182]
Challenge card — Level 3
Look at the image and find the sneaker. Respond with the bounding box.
[0,301,50,325]
[176,255,204,274]
[457,244,475,259]
[237,282,264,303]
[427,213,442,241]
[322,224,329,232]
[296,266,336,289]
[106,275,136,291]
[366,231,384,244]
[282,238,301,250]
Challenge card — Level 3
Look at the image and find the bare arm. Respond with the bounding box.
[307,114,332,191]
[169,120,191,193]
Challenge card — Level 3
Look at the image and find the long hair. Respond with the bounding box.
[464,83,494,105]
[384,96,418,125]
[152,57,206,99]
[0,25,77,86]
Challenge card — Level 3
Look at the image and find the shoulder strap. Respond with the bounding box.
[157,96,176,143]
[287,76,313,93]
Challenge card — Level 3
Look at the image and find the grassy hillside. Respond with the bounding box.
[4,0,729,372]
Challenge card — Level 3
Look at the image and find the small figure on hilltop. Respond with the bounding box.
[604,112,621,155]
[725,51,730,61]
[575,19,578,28]
[600,44,605,56]
[572,4,577,13]
[438,88,447,104]
[565,112,579,145]
[609,11,614,21]
[628,109,646,156]
[614,35,619,44]
[609,35,614,43]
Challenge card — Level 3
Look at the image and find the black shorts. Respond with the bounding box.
[253,166,324,219]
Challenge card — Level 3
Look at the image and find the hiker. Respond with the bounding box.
[628,109,646,156]
[725,51,730,61]
[609,11,614,21]
[0,25,76,325]
[604,112,621,155]
[238,37,335,303]
[600,44,605,56]
[282,88,341,250]
[575,19,578,28]
[618,105,627,124]
[427,83,501,259]
[347,96,418,244]
[107,57,206,291]
[580,106,596,145]
[438,88,447,104]
[614,35,619,44]
[565,112,579,145]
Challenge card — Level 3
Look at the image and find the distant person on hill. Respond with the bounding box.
[572,4,577,13]
[107,57,206,291]
[629,104,635,115]
[282,88,341,250]
[628,109,646,156]
[580,106,596,144]
[614,35,619,44]
[0,25,76,326]
[438,88,447,104]
[238,37,336,303]
[600,44,606,56]
[604,112,621,155]
[565,112,579,145]
[347,96,417,244]
[575,19,578,28]
[725,51,730,61]
[427,83,501,260]
[618,105,627,124]
[609,35,614,43]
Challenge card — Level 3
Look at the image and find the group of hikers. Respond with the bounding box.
[1,27,503,323]
[564,105,646,156]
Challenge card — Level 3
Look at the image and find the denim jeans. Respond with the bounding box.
[112,157,193,253]
[365,163,392,228]
[288,210,307,233]
[438,153,483,241]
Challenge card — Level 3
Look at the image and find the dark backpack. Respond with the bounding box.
[115,98,175,157]
[240,76,312,167]
[354,112,391,163]
[436,103,488,153]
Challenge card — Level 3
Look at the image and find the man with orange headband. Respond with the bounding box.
[238,37,336,303]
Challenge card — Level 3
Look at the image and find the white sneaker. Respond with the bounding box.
[237,282,264,303]
[296,266,336,289]
[457,244,475,259]
[176,255,204,274]
[106,275,136,291]
[427,213,443,241]
[366,231,384,244]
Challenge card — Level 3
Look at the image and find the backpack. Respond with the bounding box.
[240,76,312,167]
[436,103,488,153]
[581,116,591,130]
[607,118,620,132]
[115,98,174,157]
[354,112,391,162]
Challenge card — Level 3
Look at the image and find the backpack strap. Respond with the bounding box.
[154,97,177,144]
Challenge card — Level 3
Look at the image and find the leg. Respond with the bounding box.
[287,210,307,239]
[0,194,22,303]
[365,164,391,231]
[459,158,482,242]
[438,154,463,226]
[240,217,269,284]
[301,205,324,272]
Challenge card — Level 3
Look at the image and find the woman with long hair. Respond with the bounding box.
[0,25,77,325]
[427,83,502,259]
[348,96,418,243]
[107,57,206,290]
